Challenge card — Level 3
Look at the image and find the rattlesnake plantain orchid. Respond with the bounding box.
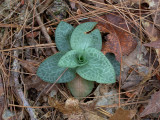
[37,21,120,98]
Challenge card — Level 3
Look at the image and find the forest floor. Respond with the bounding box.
[0,0,160,120]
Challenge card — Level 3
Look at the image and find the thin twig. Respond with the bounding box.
[29,2,57,54]
[0,43,55,52]
[12,31,37,120]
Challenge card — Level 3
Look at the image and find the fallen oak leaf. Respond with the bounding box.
[95,13,137,62]
[103,31,136,62]
[103,33,122,62]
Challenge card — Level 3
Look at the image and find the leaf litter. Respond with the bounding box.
[140,90,160,117]
[109,108,136,120]
[86,13,137,62]
[0,0,160,119]
[97,13,137,62]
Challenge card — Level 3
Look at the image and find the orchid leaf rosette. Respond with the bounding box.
[37,21,119,98]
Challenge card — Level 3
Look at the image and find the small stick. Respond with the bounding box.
[12,31,37,120]
[0,43,55,52]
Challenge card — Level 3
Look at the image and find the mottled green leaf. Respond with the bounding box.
[58,50,79,68]
[37,52,76,83]
[67,74,94,99]
[90,29,102,50]
[58,50,88,68]
[77,48,116,83]
[55,21,74,52]
[70,22,102,50]
[106,53,120,76]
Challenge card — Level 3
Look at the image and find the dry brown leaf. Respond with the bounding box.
[144,40,160,48]
[77,9,82,14]
[24,76,49,91]
[48,97,82,115]
[95,84,119,114]
[122,41,148,69]
[145,0,160,30]
[142,20,160,63]
[20,59,49,91]
[121,69,144,90]
[109,108,136,120]
[49,97,102,120]
[26,31,39,38]
[95,13,137,62]
[19,59,39,74]
[142,20,160,41]
[140,90,160,117]
[65,98,80,111]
